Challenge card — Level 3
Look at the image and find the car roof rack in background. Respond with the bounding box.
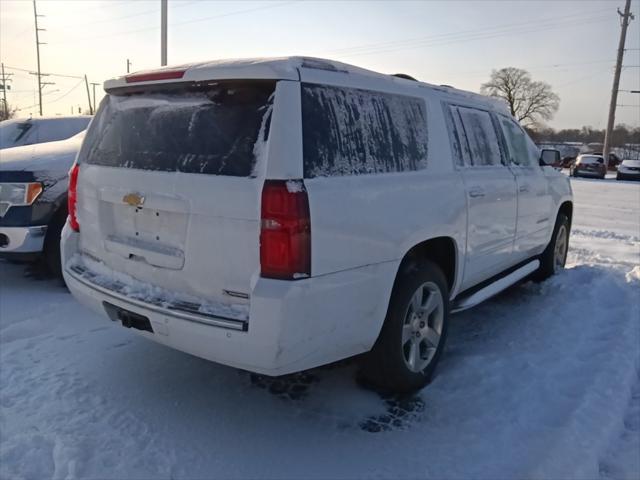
[392,73,418,81]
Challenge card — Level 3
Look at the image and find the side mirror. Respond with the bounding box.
[540,149,560,167]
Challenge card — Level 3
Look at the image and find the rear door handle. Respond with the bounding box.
[468,187,485,198]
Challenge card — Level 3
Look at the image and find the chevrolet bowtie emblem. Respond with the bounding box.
[123,193,145,207]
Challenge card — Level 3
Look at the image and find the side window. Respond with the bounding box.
[442,104,471,167]
[301,84,428,178]
[456,106,503,167]
[499,117,538,167]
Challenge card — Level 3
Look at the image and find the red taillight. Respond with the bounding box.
[260,180,311,280]
[125,70,186,83]
[68,163,80,232]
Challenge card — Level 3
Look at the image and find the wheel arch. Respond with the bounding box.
[557,200,573,230]
[43,193,68,247]
[395,236,459,296]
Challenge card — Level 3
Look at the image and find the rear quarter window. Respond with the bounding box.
[455,106,503,167]
[301,84,428,178]
[80,81,275,177]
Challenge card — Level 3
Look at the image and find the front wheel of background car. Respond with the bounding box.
[534,213,570,282]
[360,260,449,393]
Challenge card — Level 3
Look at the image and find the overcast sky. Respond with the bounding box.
[1,0,639,129]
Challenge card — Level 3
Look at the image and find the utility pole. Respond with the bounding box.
[603,0,634,167]
[1,63,13,118]
[126,58,132,73]
[90,82,100,114]
[84,75,92,115]
[33,0,46,116]
[161,0,168,66]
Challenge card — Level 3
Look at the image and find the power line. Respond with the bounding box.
[48,1,297,44]
[330,15,612,58]
[16,78,84,112]
[52,0,199,30]
[442,58,615,79]
[326,7,612,56]
[553,66,614,88]
[4,65,83,80]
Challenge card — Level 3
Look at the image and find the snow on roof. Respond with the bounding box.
[1,115,92,125]
[104,56,509,113]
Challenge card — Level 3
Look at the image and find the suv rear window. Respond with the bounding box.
[579,155,603,164]
[301,84,428,178]
[80,81,275,177]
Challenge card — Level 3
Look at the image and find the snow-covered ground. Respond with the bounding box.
[1,176,638,480]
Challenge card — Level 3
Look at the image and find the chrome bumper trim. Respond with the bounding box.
[0,225,47,253]
[66,264,248,332]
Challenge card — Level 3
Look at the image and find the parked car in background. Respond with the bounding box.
[61,57,572,393]
[570,154,607,179]
[0,131,85,275]
[0,116,91,150]
[616,159,640,181]
[590,151,621,170]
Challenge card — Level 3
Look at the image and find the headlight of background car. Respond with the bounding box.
[0,183,43,217]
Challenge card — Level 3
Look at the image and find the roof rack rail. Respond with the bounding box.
[301,58,347,73]
[392,73,417,81]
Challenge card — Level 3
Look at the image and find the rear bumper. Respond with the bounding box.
[617,171,640,180]
[61,225,396,376]
[573,170,605,178]
[0,225,47,253]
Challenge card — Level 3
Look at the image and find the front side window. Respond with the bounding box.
[455,106,503,167]
[80,81,275,177]
[499,117,538,167]
[301,84,428,178]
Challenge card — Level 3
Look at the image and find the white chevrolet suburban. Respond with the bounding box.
[61,57,572,392]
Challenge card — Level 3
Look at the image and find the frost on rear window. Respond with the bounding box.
[80,81,275,177]
[301,84,428,178]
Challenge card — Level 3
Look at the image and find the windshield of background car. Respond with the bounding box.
[0,121,33,149]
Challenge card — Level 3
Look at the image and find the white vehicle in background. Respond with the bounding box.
[61,57,572,392]
[0,116,91,150]
[616,159,640,181]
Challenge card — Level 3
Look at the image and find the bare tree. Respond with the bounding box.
[0,100,17,121]
[481,67,560,127]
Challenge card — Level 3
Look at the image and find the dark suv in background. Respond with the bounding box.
[0,131,86,276]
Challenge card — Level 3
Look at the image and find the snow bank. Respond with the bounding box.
[0,177,638,479]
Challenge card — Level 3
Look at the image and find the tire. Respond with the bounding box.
[617,174,622,181]
[534,213,570,282]
[360,260,449,393]
[43,207,67,278]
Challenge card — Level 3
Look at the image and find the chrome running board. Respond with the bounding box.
[451,260,540,313]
